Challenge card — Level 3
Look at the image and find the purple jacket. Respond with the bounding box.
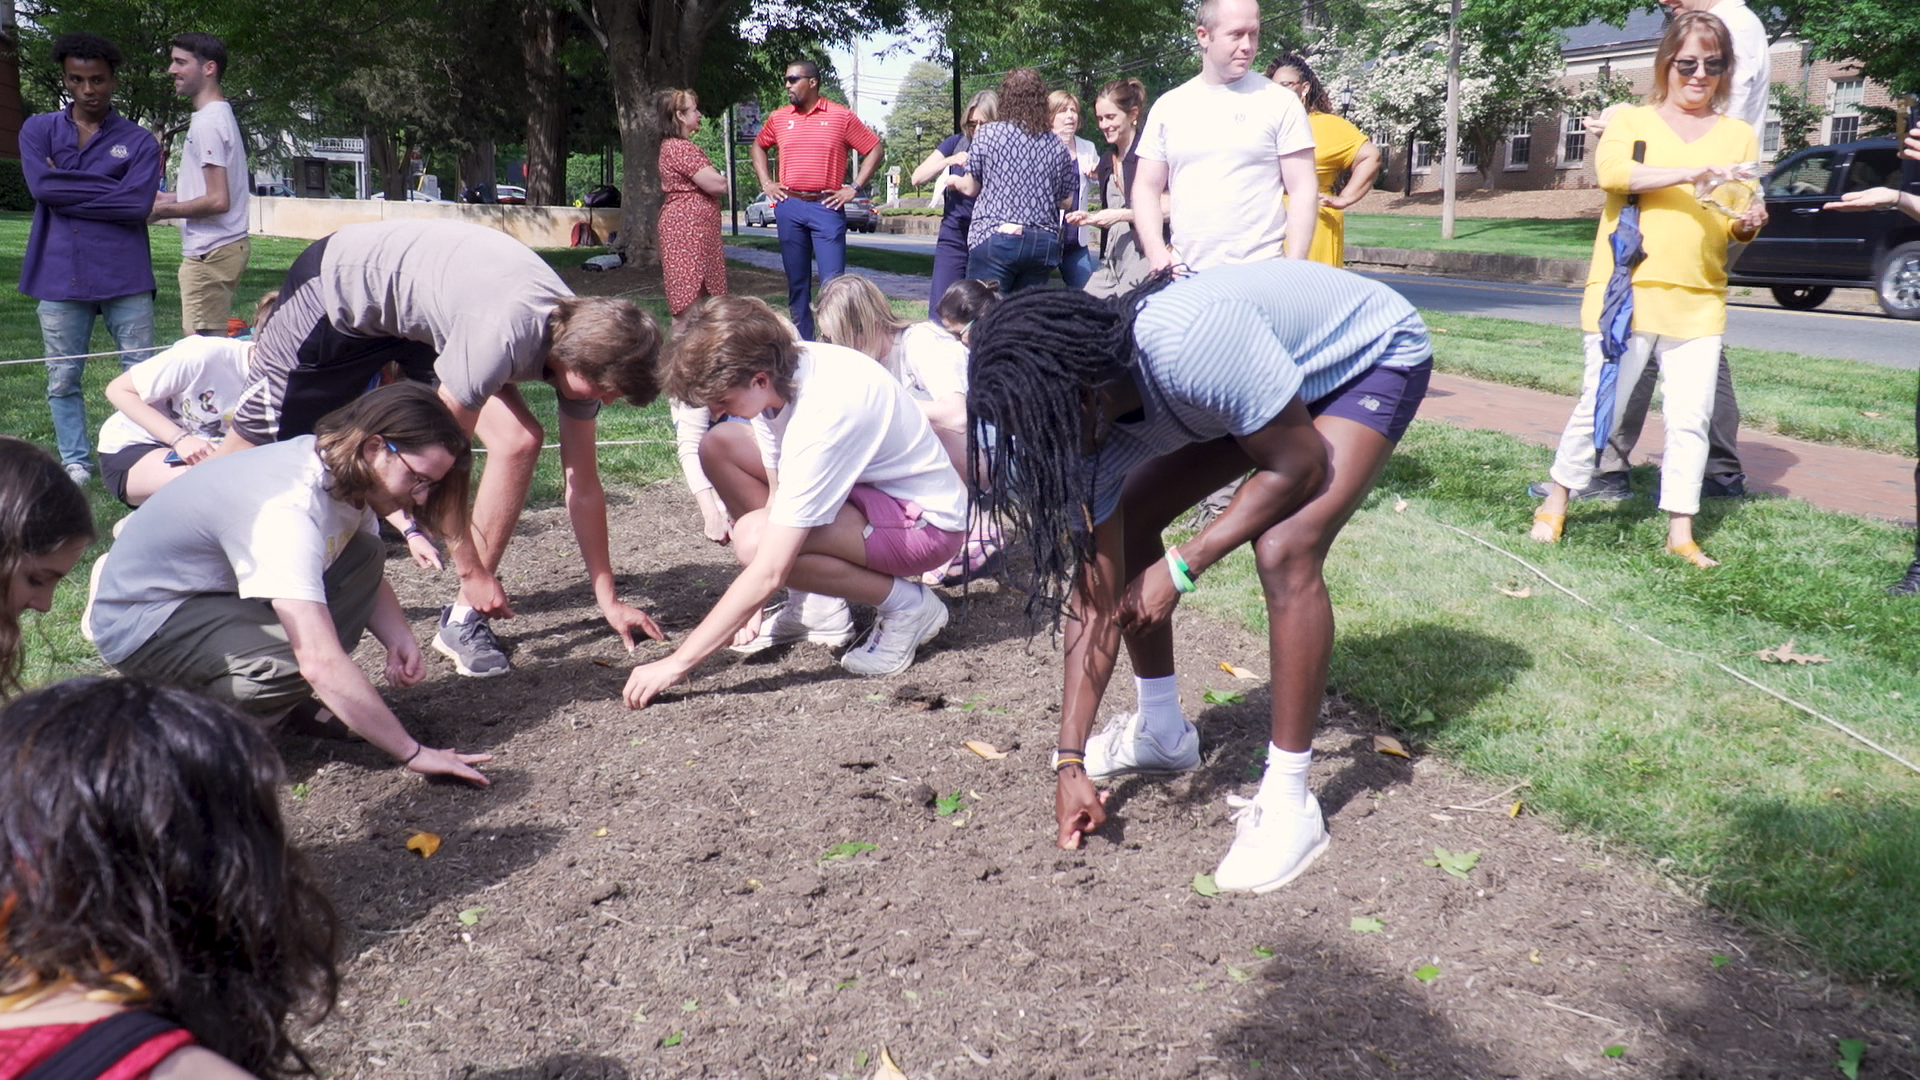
[18,107,161,303]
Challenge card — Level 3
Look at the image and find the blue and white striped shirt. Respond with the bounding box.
[1091,260,1430,523]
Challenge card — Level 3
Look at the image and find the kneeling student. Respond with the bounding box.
[88,383,493,785]
[623,297,968,709]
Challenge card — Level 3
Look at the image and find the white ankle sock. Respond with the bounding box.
[877,578,922,616]
[449,604,477,624]
[1257,744,1313,811]
[1135,675,1186,742]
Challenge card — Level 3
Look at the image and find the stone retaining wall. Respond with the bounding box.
[250,198,623,248]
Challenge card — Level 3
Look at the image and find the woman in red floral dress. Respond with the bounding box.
[656,89,728,319]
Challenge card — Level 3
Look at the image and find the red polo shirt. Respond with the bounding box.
[755,97,880,193]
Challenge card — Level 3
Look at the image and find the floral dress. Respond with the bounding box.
[657,137,728,314]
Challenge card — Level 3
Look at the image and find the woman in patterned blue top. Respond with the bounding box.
[968,261,1431,894]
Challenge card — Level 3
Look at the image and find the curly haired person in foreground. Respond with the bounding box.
[967,261,1430,892]
[0,677,337,1077]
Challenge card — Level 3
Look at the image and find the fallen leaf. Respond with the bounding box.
[1861,410,1886,418]
[1413,964,1441,982]
[1423,847,1481,880]
[1528,949,1543,964]
[660,1031,683,1048]
[406,832,442,859]
[1497,585,1533,599]
[1837,1037,1866,1080]
[1393,497,1409,513]
[1755,639,1830,664]
[1191,873,1221,897]
[1202,688,1245,706]
[592,827,609,837]
[963,740,1008,760]
[1226,965,1254,983]
[870,1047,909,1080]
[819,841,878,862]
[1351,917,1385,933]
[456,906,486,926]
[681,999,699,1012]
[591,658,613,667]
[1429,812,1455,822]
[1218,661,1259,680]
[1373,734,1411,759]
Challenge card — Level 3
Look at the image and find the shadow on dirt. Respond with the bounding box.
[461,1054,631,1080]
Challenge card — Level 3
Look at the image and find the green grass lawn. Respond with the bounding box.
[1344,214,1599,261]
[723,232,938,277]
[7,212,1916,999]
[1187,420,1920,996]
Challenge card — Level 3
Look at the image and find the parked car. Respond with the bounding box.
[253,181,294,198]
[496,184,527,205]
[744,192,775,227]
[1728,137,1920,318]
[370,189,447,202]
[741,190,878,231]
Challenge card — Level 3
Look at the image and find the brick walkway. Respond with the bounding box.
[1427,372,1918,527]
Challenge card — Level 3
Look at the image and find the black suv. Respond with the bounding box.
[1729,138,1920,318]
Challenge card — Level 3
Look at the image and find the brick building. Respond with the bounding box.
[1390,10,1897,195]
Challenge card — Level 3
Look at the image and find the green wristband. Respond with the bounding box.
[1166,547,1196,594]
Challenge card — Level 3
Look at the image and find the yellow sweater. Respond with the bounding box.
[1578,105,1759,339]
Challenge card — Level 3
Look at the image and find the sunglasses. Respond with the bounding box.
[383,440,441,499]
[1671,57,1726,77]
[784,74,814,84]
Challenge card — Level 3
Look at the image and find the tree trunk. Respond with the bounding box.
[523,0,568,205]
[367,127,405,200]
[458,141,498,198]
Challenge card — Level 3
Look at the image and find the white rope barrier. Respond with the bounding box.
[0,347,156,367]
[1421,513,1920,776]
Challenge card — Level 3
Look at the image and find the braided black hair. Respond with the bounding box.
[966,273,1176,627]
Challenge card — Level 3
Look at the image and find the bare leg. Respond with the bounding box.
[730,504,895,607]
[461,388,544,606]
[699,421,769,519]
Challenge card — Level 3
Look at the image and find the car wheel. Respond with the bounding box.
[1876,242,1920,319]
[1770,285,1832,311]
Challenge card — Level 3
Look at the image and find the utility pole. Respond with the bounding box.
[1441,0,1462,240]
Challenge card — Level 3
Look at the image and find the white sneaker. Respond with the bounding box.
[730,597,855,654]
[1083,710,1200,782]
[839,584,948,676]
[1213,793,1330,894]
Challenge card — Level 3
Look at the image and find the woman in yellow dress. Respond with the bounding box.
[1267,54,1381,268]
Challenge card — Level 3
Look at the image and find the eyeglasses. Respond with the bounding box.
[1671,57,1726,77]
[383,440,441,499]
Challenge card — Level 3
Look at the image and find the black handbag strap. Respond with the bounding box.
[20,1010,183,1080]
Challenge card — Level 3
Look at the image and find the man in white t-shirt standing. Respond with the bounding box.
[149,32,249,337]
[1132,0,1319,271]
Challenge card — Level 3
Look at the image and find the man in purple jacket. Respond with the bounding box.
[19,33,161,485]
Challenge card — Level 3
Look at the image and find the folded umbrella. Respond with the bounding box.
[1594,140,1649,453]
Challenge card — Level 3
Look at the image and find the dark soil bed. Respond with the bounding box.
[284,483,1917,1079]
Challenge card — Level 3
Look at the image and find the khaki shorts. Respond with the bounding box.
[178,236,250,334]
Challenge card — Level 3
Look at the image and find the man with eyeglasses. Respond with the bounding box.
[749,60,884,338]
[1534,0,1770,505]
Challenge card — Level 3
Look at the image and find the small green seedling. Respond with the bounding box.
[1602,1045,1625,1059]
[1351,917,1385,934]
[854,1050,870,1069]
[1191,873,1221,896]
[835,976,858,991]
[819,841,878,862]
[934,791,964,816]
[1412,964,1440,982]
[1836,1038,1866,1080]
[1202,688,1245,706]
[290,782,310,800]
[1226,966,1253,983]
[661,1032,684,1048]
[681,999,699,1012]
[1709,954,1730,969]
[1424,847,1481,880]
[395,996,411,1006]
[1251,945,1274,959]
[456,907,486,926]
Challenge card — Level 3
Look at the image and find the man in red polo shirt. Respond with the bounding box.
[750,60,883,339]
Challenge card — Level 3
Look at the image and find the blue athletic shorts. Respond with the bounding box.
[1307,357,1431,442]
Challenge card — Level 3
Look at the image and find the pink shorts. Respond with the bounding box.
[845,485,965,578]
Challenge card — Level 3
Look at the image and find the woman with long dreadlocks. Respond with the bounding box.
[968,261,1430,893]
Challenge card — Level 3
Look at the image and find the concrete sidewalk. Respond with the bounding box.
[1425,372,1918,527]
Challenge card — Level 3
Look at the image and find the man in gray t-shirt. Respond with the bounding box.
[149,33,250,336]
[215,220,669,682]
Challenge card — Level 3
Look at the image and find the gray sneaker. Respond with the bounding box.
[64,463,90,486]
[1084,710,1200,781]
[433,606,511,678]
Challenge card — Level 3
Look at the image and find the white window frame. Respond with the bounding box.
[1559,114,1587,168]
[1762,105,1781,158]
[1828,77,1864,144]
[1504,119,1532,171]
[1411,140,1477,174]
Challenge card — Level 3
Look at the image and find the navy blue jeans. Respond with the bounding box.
[773,196,847,339]
[967,227,1060,295]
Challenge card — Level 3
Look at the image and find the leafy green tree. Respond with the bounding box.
[1768,82,1825,155]
[882,60,953,194]
[1775,0,1920,128]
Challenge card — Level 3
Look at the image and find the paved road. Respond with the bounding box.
[804,230,1917,370]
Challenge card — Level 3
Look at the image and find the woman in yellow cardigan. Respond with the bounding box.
[1267,54,1380,268]
[1530,10,1766,567]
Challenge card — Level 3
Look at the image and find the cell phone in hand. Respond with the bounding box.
[164,450,182,465]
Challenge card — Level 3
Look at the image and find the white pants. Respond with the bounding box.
[1550,331,1721,516]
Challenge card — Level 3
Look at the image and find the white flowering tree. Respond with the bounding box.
[1331,0,1575,191]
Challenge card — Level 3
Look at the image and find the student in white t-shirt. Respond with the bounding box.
[623,296,969,709]
[89,384,493,786]
[148,33,249,337]
[1132,0,1318,270]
